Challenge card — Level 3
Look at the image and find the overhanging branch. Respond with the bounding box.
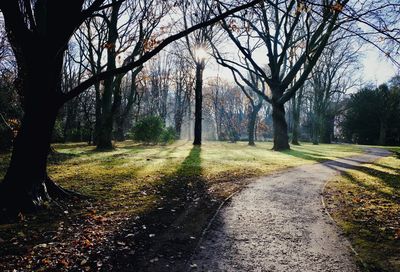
[62,0,261,104]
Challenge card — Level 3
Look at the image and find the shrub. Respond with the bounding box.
[160,127,176,144]
[52,119,64,143]
[131,116,177,144]
[131,116,164,144]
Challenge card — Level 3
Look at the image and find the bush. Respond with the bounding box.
[131,116,177,144]
[160,127,176,144]
[131,116,165,144]
[52,119,64,143]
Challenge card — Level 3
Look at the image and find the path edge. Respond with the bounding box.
[320,147,392,272]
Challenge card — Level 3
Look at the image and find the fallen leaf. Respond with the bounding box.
[395,229,400,239]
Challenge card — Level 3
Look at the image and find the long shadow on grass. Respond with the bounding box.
[105,146,221,272]
[335,164,399,201]
[47,150,80,164]
[282,148,327,162]
[284,148,399,201]
[340,157,399,172]
[322,158,400,203]
[326,160,400,271]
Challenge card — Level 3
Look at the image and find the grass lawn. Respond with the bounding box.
[324,147,400,272]
[46,141,364,211]
[0,140,364,271]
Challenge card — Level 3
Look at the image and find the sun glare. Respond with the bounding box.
[194,47,208,62]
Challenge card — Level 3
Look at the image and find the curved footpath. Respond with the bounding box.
[189,148,391,272]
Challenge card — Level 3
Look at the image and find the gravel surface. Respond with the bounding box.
[189,148,391,272]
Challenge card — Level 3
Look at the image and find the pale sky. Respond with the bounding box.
[202,44,399,87]
[361,45,398,85]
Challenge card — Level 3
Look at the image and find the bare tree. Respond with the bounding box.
[0,0,261,215]
[210,0,351,150]
[170,53,194,138]
[309,36,360,144]
[181,0,220,145]
[205,80,247,142]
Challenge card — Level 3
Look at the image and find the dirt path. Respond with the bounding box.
[189,148,391,272]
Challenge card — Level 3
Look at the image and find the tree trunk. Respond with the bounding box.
[193,63,204,146]
[0,10,77,216]
[291,117,300,145]
[291,87,303,146]
[291,96,300,145]
[95,63,115,149]
[272,102,290,151]
[248,103,262,146]
[114,70,141,142]
[96,2,121,150]
[321,114,334,144]
[175,114,183,139]
[115,117,125,142]
[0,82,68,216]
[93,82,102,145]
[311,113,320,145]
[97,113,114,149]
[312,121,318,145]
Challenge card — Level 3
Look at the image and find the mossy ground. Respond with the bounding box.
[324,147,400,272]
[43,141,364,208]
[0,140,364,271]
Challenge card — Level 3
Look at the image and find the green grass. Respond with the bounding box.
[45,141,364,204]
[0,141,365,214]
[325,151,400,272]
[0,141,367,271]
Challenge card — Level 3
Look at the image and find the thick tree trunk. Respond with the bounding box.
[0,0,92,218]
[97,113,114,149]
[0,96,68,216]
[193,63,204,146]
[272,103,290,151]
[0,31,76,215]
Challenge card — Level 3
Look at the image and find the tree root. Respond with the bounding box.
[0,176,89,223]
[45,176,86,199]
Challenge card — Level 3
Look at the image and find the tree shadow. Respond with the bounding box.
[0,144,219,271]
[324,160,400,202]
[339,156,399,172]
[282,149,327,162]
[105,146,221,272]
[325,158,400,272]
[282,148,399,202]
[370,162,399,172]
[47,151,80,164]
